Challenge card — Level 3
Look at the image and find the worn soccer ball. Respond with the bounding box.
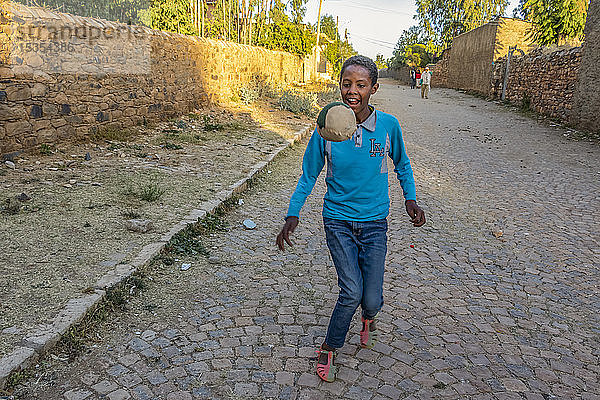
[316,102,356,142]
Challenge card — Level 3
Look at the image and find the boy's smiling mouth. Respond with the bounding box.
[345,97,361,106]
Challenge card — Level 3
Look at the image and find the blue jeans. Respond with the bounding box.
[323,217,388,349]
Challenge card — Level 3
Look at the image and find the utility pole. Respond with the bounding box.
[315,0,323,76]
[201,0,205,37]
[336,16,340,69]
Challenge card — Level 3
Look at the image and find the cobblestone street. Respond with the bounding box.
[16,82,600,400]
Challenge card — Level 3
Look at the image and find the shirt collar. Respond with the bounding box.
[357,106,377,132]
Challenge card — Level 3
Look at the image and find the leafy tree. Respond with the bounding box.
[147,0,196,35]
[389,25,436,69]
[318,14,357,77]
[523,0,589,45]
[375,54,388,69]
[289,0,307,24]
[404,44,431,67]
[254,0,315,56]
[414,0,508,49]
[16,0,148,24]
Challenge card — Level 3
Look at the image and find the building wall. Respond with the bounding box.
[447,22,498,94]
[0,2,307,154]
[490,47,582,121]
[571,0,600,132]
[431,49,450,88]
[429,18,534,94]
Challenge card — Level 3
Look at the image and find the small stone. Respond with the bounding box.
[126,219,154,233]
[243,219,257,230]
[5,160,15,169]
[180,263,192,271]
[17,193,31,202]
[2,326,20,334]
[84,152,92,161]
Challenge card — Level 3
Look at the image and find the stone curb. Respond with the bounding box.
[0,124,313,391]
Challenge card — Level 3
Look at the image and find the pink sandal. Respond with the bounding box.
[360,317,377,349]
[315,347,337,382]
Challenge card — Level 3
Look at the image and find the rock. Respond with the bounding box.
[4,160,15,169]
[243,219,257,230]
[17,193,31,202]
[126,219,154,233]
[84,152,92,161]
[2,326,20,334]
[180,263,192,271]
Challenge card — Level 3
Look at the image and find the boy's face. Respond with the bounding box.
[340,65,379,121]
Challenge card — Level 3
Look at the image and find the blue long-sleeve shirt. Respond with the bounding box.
[287,109,417,222]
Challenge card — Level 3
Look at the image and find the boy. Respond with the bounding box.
[276,55,426,382]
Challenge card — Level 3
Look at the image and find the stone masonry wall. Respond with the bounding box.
[431,49,450,88]
[571,0,600,132]
[0,2,306,154]
[429,18,534,94]
[490,47,582,121]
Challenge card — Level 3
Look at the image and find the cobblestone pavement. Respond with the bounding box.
[14,82,600,399]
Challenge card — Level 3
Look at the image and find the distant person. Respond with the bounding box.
[415,69,421,88]
[410,69,416,89]
[421,66,432,99]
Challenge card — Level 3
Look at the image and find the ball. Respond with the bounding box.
[316,102,356,142]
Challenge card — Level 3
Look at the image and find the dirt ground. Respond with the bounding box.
[0,93,321,359]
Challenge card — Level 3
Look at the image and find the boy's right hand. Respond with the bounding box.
[276,216,299,251]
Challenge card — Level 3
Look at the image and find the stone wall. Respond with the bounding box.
[0,2,307,154]
[428,18,534,94]
[571,0,600,132]
[431,49,450,88]
[490,47,582,121]
[379,66,410,85]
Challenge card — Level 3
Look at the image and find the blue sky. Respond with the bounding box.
[304,0,521,59]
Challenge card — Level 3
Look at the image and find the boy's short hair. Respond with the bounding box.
[339,55,378,86]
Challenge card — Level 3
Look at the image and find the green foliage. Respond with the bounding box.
[374,54,388,69]
[523,0,589,46]
[389,26,438,69]
[277,90,317,115]
[253,0,316,56]
[16,0,147,23]
[39,143,54,155]
[147,0,197,35]
[415,0,508,49]
[404,44,432,67]
[319,14,358,78]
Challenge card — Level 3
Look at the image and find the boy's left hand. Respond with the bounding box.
[405,200,426,227]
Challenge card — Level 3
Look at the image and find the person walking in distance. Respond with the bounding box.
[276,55,426,383]
[410,68,416,89]
[421,66,432,99]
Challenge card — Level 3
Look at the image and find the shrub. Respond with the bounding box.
[277,90,317,116]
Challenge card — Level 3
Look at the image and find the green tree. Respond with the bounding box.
[254,0,315,56]
[389,26,436,69]
[289,0,307,24]
[375,54,388,69]
[523,0,589,45]
[318,14,357,77]
[404,44,431,67]
[415,0,508,49]
[17,0,147,24]
[147,0,196,35]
